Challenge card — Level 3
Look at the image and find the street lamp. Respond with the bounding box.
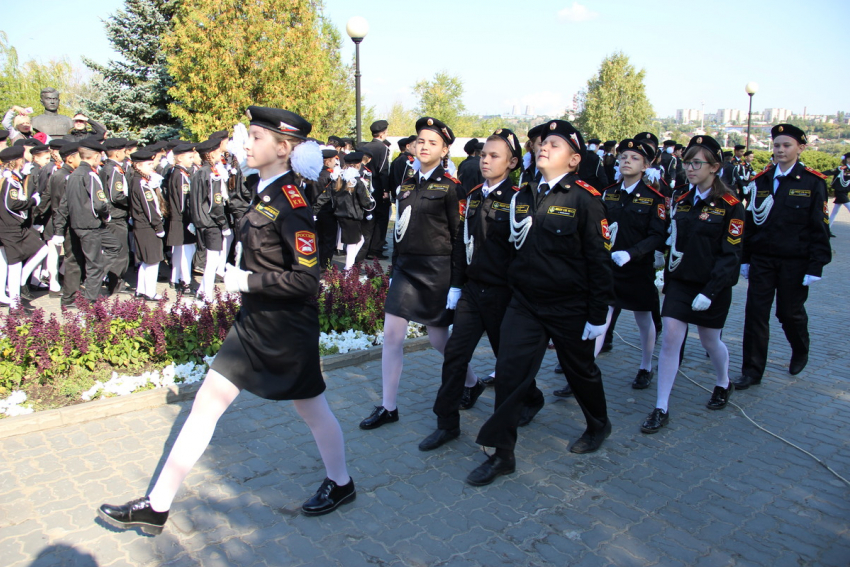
[745,82,759,152]
[346,16,369,145]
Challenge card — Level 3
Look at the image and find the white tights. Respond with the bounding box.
[215,233,234,277]
[344,237,364,270]
[0,248,8,304]
[136,262,161,298]
[633,310,656,370]
[171,244,196,285]
[830,202,850,226]
[4,245,49,302]
[654,317,729,412]
[46,241,61,292]
[200,249,222,301]
[147,369,349,512]
[380,313,478,411]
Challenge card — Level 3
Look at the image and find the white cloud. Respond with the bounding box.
[557,2,599,23]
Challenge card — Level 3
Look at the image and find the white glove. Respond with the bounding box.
[582,322,606,340]
[49,235,64,245]
[313,215,318,221]
[187,223,196,235]
[31,191,41,206]
[221,228,232,237]
[802,275,821,286]
[214,163,230,182]
[156,231,165,238]
[128,217,134,226]
[611,251,631,267]
[22,163,33,176]
[33,224,44,233]
[446,287,462,310]
[653,250,666,269]
[740,264,749,279]
[366,214,373,221]
[692,293,712,311]
[224,263,253,293]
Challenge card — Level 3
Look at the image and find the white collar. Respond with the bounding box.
[774,162,796,179]
[419,166,437,181]
[692,184,711,203]
[540,172,569,191]
[482,178,506,198]
[257,170,289,194]
[621,180,640,194]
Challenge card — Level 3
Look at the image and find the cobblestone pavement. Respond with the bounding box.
[2,220,849,567]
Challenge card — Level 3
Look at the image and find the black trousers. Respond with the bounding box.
[61,230,86,304]
[356,215,375,263]
[315,210,337,270]
[105,218,129,279]
[369,199,391,254]
[75,226,122,303]
[742,255,809,379]
[476,292,609,451]
[434,282,511,430]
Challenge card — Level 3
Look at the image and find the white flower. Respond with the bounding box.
[0,390,34,416]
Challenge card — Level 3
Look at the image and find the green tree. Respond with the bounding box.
[413,71,467,127]
[165,0,353,141]
[573,51,654,141]
[384,102,417,136]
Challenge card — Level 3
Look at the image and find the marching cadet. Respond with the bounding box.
[100,138,131,294]
[601,140,618,186]
[312,148,340,270]
[640,135,744,434]
[579,138,609,190]
[129,149,167,301]
[166,143,198,294]
[99,106,355,535]
[468,120,613,486]
[334,151,375,270]
[361,120,392,260]
[518,124,545,187]
[389,135,416,194]
[823,153,850,234]
[457,138,484,192]
[659,140,678,187]
[48,143,83,306]
[734,124,831,390]
[359,117,472,430]
[419,128,522,452]
[34,138,68,295]
[51,139,123,305]
[732,149,755,202]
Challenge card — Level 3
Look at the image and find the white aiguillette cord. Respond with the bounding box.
[509,191,532,249]
[748,180,773,225]
[394,198,411,242]
[463,209,474,265]
[667,200,684,272]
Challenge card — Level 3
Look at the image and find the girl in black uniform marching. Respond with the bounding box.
[359,117,477,430]
[98,106,355,535]
[166,143,198,295]
[824,153,850,235]
[641,135,744,434]
[129,149,167,301]
[334,151,375,270]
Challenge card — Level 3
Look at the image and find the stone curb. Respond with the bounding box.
[0,335,432,439]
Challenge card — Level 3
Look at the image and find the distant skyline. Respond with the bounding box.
[3,0,847,120]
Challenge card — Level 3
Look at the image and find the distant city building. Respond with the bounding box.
[675,109,704,124]
[764,108,793,122]
[716,108,746,123]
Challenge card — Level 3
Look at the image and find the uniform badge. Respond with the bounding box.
[401,190,411,200]
[115,182,124,192]
[699,212,710,220]
[657,204,666,220]
[496,190,501,196]
[729,218,744,237]
[182,183,190,194]
[254,202,280,220]
[283,185,307,209]
[145,190,155,201]
[263,195,270,203]
[696,137,703,144]
[495,129,502,135]
[427,118,434,126]
[295,230,316,255]
[97,190,107,201]
[459,200,467,219]
[9,189,18,200]
[549,122,556,130]
[627,141,633,148]
[213,193,222,204]
[600,219,611,240]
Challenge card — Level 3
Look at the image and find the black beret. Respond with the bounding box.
[15,138,40,147]
[527,124,545,140]
[0,145,25,161]
[674,144,684,151]
[165,139,183,150]
[540,120,586,158]
[397,135,415,151]
[733,144,746,151]
[415,117,455,146]
[209,130,229,140]
[743,150,753,156]
[0,129,8,142]
[172,143,196,155]
[360,147,374,158]
[617,138,656,162]
[59,143,80,159]
[342,137,355,146]
[30,144,50,155]
[662,139,676,147]
[246,106,311,139]
[370,120,389,134]
[686,135,724,165]
[126,140,139,148]
[321,149,338,159]
[147,140,169,152]
[343,151,364,164]
[722,151,732,158]
[635,132,659,148]
[587,138,602,146]
[490,128,523,169]
[463,138,479,154]
[327,136,343,146]
[78,138,106,152]
[195,138,221,153]
[603,140,617,148]
[771,123,807,144]
[48,138,68,149]
[104,138,129,150]
[130,149,156,162]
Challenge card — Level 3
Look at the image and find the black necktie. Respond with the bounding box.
[538,183,550,194]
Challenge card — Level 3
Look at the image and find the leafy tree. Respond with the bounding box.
[413,71,467,127]
[573,51,654,141]
[165,0,353,141]
[83,0,180,142]
[384,102,417,137]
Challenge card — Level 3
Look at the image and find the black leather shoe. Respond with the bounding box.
[731,374,761,390]
[19,286,35,301]
[481,372,496,386]
[830,231,836,238]
[789,351,808,376]
[570,419,612,453]
[98,496,168,535]
[632,369,653,390]
[301,477,356,516]
[640,408,669,434]
[554,363,564,374]
[460,380,485,410]
[359,406,399,430]
[418,428,460,451]
[466,451,516,486]
[518,400,544,427]
[599,341,613,353]
[706,383,733,410]
[553,385,573,398]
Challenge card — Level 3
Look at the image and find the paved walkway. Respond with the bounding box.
[2,220,849,566]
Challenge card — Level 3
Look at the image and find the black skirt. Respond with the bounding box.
[211,296,326,400]
[613,261,659,312]
[133,226,164,264]
[165,219,197,247]
[661,279,732,329]
[834,189,849,205]
[384,254,453,327]
[0,227,43,264]
[197,227,223,252]
[337,218,362,245]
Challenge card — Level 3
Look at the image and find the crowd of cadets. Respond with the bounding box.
[0,113,838,491]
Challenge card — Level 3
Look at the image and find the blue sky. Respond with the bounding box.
[4,0,847,118]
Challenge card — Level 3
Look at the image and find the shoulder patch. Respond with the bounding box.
[468,183,484,196]
[721,193,740,206]
[443,173,460,184]
[576,180,601,196]
[804,166,828,180]
[283,185,307,209]
[512,185,521,192]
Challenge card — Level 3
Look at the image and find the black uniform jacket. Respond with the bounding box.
[742,162,831,277]
[130,176,164,233]
[666,188,744,298]
[824,165,850,204]
[457,156,484,193]
[333,178,373,220]
[312,167,335,214]
[0,172,36,229]
[507,174,614,325]
[602,179,668,264]
[577,151,609,191]
[56,162,109,231]
[33,162,58,221]
[238,171,320,302]
[456,180,518,288]
[48,164,74,236]
[361,138,391,199]
[393,165,465,285]
[167,165,193,225]
[189,163,227,229]
[390,152,416,197]
[99,159,130,219]
[660,152,677,186]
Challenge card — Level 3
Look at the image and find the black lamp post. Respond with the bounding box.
[745,82,759,152]
[346,16,369,145]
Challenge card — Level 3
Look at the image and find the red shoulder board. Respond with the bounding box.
[751,166,771,182]
[467,183,484,196]
[576,180,601,196]
[512,185,521,192]
[443,173,460,184]
[722,193,740,206]
[602,182,619,192]
[283,185,307,209]
[407,155,414,163]
[645,183,666,200]
[805,166,828,180]
[675,189,693,203]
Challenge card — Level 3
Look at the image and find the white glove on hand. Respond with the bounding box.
[22,163,33,176]
[187,223,196,235]
[33,224,44,233]
[802,275,821,286]
[49,235,64,245]
[582,322,606,340]
[128,217,134,226]
[653,250,666,269]
[366,214,373,221]
[224,264,253,293]
[740,264,749,279]
[221,228,232,237]
[446,287,462,310]
[692,293,712,311]
[611,251,631,267]
[156,231,165,238]
[31,192,41,206]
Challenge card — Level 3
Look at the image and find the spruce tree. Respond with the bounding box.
[83,0,180,142]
